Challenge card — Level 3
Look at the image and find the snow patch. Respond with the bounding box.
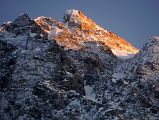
[113,73,125,79]
[6,21,12,24]
[153,36,159,41]
[48,27,63,39]
[112,49,136,59]
[33,47,41,52]
[30,33,37,37]
[40,34,44,37]
[95,25,108,33]
[112,72,125,83]
[64,21,69,28]
[34,16,45,21]
[84,85,97,102]
[65,71,73,77]
[66,9,79,16]
[69,99,80,106]
[42,80,56,91]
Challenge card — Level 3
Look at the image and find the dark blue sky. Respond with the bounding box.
[1,0,159,49]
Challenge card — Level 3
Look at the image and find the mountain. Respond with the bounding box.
[35,9,139,59]
[0,9,159,120]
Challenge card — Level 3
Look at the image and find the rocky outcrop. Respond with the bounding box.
[1,14,47,39]
[13,13,34,27]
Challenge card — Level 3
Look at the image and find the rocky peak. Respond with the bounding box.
[1,14,47,39]
[132,36,159,64]
[13,13,33,27]
[142,36,159,53]
[119,36,159,103]
[63,9,80,28]
[65,9,80,16]
[63,9,96,31]
[63,9,139,58]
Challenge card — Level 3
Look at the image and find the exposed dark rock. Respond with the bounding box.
[13,13,33,27]
[0,41,17,90]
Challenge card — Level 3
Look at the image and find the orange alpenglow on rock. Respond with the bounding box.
[35,9,139,59]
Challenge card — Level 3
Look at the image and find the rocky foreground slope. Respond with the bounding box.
[0,10,159,120]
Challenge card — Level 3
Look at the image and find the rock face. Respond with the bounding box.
[13,13,34,27]
[0,9,159,120]
[1,13,47,39]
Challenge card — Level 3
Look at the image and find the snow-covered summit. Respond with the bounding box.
[63,9,139,58]
[65,9,79,16]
